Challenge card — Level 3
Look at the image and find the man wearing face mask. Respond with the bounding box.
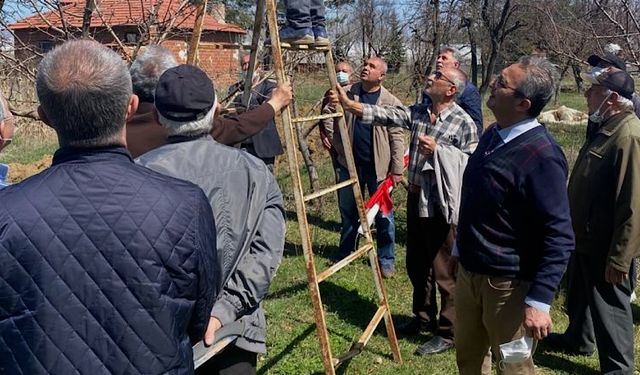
[229,54,284,172]
[583,53,640,119]
[319,61,354,165]
[545,67,640,375]
[324,57,405,279]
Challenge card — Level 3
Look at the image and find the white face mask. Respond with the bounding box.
[499,336,533,365]
[336,71,350,86]
[588,92,612,123]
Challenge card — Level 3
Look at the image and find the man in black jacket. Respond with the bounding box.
[0,40,220,375]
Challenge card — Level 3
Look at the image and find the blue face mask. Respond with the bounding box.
[336,71,350,86]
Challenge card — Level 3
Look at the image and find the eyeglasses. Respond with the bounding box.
[434,71,456,86]
[492,75,527,98]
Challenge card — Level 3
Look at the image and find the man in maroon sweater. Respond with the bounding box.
[126,45,292,158]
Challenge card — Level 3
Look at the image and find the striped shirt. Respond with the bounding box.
[360,101,478,198]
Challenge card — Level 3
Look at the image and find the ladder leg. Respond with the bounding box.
[324,49,402,365]
[264,1,335,374]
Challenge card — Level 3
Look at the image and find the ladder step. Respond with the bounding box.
[292,112,343,124]
[303,178,356,202]
[317,243,374,283]
[278,42,331,51]
[333,305,388,368]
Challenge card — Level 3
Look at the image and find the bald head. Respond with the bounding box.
[36,40,135,147]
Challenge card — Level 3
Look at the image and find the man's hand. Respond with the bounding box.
[320,132,333,150]
[605,264,628,284]
[417,135,437,155]
[328,85,350,107]
[267,82,293,112]
[523,306,552,340]
[391,173,404,186]
[203,316,222,346]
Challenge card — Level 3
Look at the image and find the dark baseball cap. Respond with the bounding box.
[587,53,626,71]
[155,64,216,122]
[581,67,635,100]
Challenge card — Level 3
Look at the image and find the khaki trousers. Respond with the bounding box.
[455,266,536,375]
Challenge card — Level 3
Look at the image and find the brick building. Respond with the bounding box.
[9,0,246,86]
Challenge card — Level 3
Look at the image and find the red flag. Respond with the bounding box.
[357,149,409,234]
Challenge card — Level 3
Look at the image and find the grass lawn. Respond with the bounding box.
[263,131,640,374]
[2,80,638,374]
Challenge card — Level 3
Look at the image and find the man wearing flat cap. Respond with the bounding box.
[585,52,640,118]
[546,67,640,374]
[137,64,286,375]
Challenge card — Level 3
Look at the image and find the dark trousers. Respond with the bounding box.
[195,345,257,375]
[562,252,635,374]
[406,191,456,340]
[336,165,396,269]
[241,143,275,173]
[284,0,325,29]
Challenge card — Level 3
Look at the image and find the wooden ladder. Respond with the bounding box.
[235,0,403,373]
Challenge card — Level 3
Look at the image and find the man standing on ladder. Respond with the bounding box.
[330,66,478,354]
[325,57,405,279]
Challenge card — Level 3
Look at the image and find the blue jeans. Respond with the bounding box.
[336,165,396,269]
[284,0,325,29]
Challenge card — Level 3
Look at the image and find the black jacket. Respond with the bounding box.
[0,146,219,374]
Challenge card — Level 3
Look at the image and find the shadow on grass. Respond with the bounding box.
[534,350,599,375]
[285,209,341,233]
[257,324,316,375]
[268,280,308,300]
[283,241,340,260]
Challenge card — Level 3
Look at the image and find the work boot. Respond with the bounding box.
[312,25,330,46]
[415,336,454,355]
[279,26,314,45]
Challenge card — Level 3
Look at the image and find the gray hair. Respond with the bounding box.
[36,40,132,147]
[602,88,635,112]
[157,106,216,137]
[439,46,462,63]
[515,56,559,117]
[448,68,468,99]
[130,45,178,103]
[370,56,388,75]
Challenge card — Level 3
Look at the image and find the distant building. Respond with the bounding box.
[9,0,245,86]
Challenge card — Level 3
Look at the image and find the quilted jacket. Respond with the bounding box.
[137,135,285,354]
[0,146,220,375]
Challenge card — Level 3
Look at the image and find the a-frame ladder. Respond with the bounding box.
[240,1,402,373]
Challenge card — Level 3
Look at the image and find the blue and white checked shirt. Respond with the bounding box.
[360,102,478,213]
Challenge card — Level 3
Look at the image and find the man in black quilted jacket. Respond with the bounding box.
[0,40,220,375]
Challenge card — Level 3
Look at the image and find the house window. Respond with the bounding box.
[38,41,54,53]
[125,32,140,44]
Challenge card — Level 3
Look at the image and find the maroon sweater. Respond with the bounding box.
[126,101,275,158]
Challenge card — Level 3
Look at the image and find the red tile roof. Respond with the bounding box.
[9,0,245,34]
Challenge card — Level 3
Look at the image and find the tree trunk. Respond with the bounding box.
[81,0,96,38]
[479,39,499,95]
[291,101,320,193]
[425,0,441,76]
